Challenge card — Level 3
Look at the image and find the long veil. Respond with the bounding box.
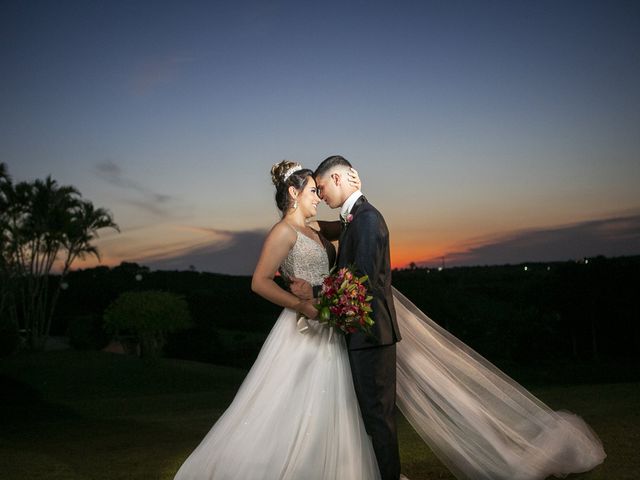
[393,287,606,480]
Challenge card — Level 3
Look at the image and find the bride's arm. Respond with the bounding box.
[251,224,317,318]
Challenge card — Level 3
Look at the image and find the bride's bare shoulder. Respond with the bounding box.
[266,220,297,245]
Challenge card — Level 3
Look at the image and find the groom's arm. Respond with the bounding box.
[289,277,324,300]
[317,220,342,242]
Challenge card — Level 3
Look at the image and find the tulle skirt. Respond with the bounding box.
[173,308,380,480]
[394,287,606,480]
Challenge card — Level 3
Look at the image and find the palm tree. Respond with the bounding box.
[0,162,8,182]
[12,177,80,348]
[0,162,10,257]
[63,200,120,270]
[0,162,16,336]
[42,200,119,340]
[0,164,119,349]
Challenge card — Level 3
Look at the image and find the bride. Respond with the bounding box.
[174,161,605,480]
[174,161,380,479]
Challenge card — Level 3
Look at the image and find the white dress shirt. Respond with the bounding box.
[341,190,363,220]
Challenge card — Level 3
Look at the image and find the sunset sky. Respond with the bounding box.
[2,0,639,274]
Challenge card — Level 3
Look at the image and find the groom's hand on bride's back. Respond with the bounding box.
[290,277,313,300]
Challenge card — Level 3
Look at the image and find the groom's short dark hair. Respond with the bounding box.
[314,155,352,178]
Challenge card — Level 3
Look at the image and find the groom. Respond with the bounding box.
[295,155,402,480]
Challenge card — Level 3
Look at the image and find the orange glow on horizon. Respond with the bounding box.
[391,243,453,269]
[68,247,455,272]
[65,238,460,273]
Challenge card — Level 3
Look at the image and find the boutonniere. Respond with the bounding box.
[341,213,354,228]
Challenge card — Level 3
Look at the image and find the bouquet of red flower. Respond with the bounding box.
[315,266,375,335]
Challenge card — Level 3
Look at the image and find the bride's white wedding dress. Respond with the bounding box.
[174,231,381,479]
[175,231,605,480]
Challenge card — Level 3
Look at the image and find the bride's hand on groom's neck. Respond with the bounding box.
[347,167,361,190]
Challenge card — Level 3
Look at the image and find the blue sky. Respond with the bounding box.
[2,0,639,273]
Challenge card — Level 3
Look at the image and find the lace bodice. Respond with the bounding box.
[280,231,330,286]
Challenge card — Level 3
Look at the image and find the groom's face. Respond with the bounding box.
[315,172,342,209]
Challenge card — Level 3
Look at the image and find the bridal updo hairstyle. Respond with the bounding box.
[270,160,314,214]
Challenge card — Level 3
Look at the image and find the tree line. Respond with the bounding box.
[41,255,640,381]
[392,258,639,365]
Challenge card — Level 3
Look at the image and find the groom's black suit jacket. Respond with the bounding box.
[337,196,401,350]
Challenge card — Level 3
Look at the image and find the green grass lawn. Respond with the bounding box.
[1,350,637,479]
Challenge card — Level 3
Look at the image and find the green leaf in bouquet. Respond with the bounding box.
[319,306,331,322]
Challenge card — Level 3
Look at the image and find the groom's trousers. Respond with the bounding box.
[348,344,400,480]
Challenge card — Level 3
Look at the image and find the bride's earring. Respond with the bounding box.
[293,199,298,210]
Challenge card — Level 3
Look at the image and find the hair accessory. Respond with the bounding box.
[283,165,303,182]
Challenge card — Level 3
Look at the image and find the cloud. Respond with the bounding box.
[95,160,173,216]
[139,228,267,275]
[124,199,170,216]
[419,213,640,267]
